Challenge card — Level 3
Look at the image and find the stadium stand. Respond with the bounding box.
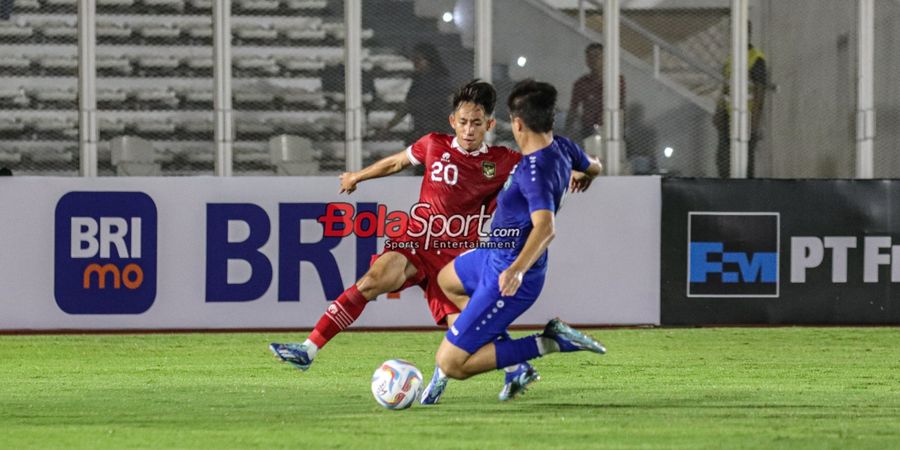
[0,0,463,175]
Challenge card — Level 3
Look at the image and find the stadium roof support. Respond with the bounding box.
[856,0,874,179]
[78,0,98,177]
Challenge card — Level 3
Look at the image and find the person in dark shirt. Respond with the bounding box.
[714,26,768,178]
[565,43,626,143]
[379,43,452,142]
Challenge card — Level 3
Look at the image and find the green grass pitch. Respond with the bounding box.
[3,327,900,449]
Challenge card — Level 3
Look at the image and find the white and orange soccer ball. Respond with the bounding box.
[370,359,423,410]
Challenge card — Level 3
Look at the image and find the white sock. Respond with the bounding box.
[302,339,319,359]
[536,336,560,355]
[504,364,521,373]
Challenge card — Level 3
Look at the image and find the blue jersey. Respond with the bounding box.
[489,135,591,269]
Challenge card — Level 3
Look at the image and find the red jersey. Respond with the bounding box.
[401,133,521,248]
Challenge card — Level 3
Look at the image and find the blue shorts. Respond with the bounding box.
[447,248,546,354]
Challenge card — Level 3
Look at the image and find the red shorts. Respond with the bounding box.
[370,245,463,326]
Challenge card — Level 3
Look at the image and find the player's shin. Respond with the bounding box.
[494,336,544,369]
[308,284,369,349]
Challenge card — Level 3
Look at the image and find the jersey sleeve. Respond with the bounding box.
[520,164,556,214]
[557,136,591,172]
[406,134,431,166]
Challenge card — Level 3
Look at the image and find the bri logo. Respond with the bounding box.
[687,212,779,298]
[54,192,158,314]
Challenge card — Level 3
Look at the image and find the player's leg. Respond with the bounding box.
[437,260,469,311]
[422,252,539,402]
[270,251,419,371]
[437,267,605,382]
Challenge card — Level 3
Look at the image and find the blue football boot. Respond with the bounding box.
[542,318,607,354]
[269,342,313,371]
[498,362,540,401]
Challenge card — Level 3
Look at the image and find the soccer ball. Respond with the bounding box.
[370,359,423,410]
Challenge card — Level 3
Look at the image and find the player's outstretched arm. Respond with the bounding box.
[570,156,602,193]
[339,149,412,194]
[498,210,555,296]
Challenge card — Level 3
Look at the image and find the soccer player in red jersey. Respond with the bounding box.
[271,80,535,399]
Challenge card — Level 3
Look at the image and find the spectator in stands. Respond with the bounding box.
[378,42,452,141]
[714,23,768,178]
[565,43,626,143]
[0,167,12,176]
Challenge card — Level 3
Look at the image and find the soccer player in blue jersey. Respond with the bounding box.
[419,79,606,405]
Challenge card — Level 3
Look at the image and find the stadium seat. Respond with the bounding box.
[0,54,32,72]
[38,19,78,41]
[97,0,135,7]
[180,118,214,135]
[97,54,132,74]
[0,19,33,40]
[13,0,39,9]
[138,23,182,41]
[142,0,185,10]
[234,89,276,105]
[134,118,176,134]
[136,55,181,72]
[367,110,410,132]
[30,146,75,163]
[184,55,213,73]
[369,54,415,72]
[99,117,127,134]
[283,27,326,42]
[31,116,76,135]
[269,134,318,175]
[184,23,212,41]
[322,22,374,40]
[278,55,325,73]
[97,21,133,40]
[32,87,77,106]
[134,88,179,107]
[0,117,26,133]
[0,148,22,164]
[235,118,275,136]
[0,86,29,107]
[188,0,211,10]
[373,78,411,103]
[233,55,280,76]
[180,87,213,104]
[45,0,77,7]
[110,136,161,175]
[280,89,326,108]
[97,87,128,104]
[234,23,279,42]
[38,54,77,75]
[237,0,279,12]
[285,0,327,10]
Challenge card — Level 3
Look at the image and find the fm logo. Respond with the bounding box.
[54,192,157,314]
[687,212,779,298]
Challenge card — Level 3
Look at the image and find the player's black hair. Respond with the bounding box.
[507,79,557,133]
[586,42,604,54]
[452,79,497,116]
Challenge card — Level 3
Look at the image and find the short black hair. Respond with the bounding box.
[586,42,604,54]
[452,79,496,116]
[507,79,557,133]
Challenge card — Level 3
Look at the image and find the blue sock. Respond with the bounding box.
[494,335,541,369]
[496,331,512,342]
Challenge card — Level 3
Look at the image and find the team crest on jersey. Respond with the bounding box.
[441,152,451,162]
[482,161,496,179]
